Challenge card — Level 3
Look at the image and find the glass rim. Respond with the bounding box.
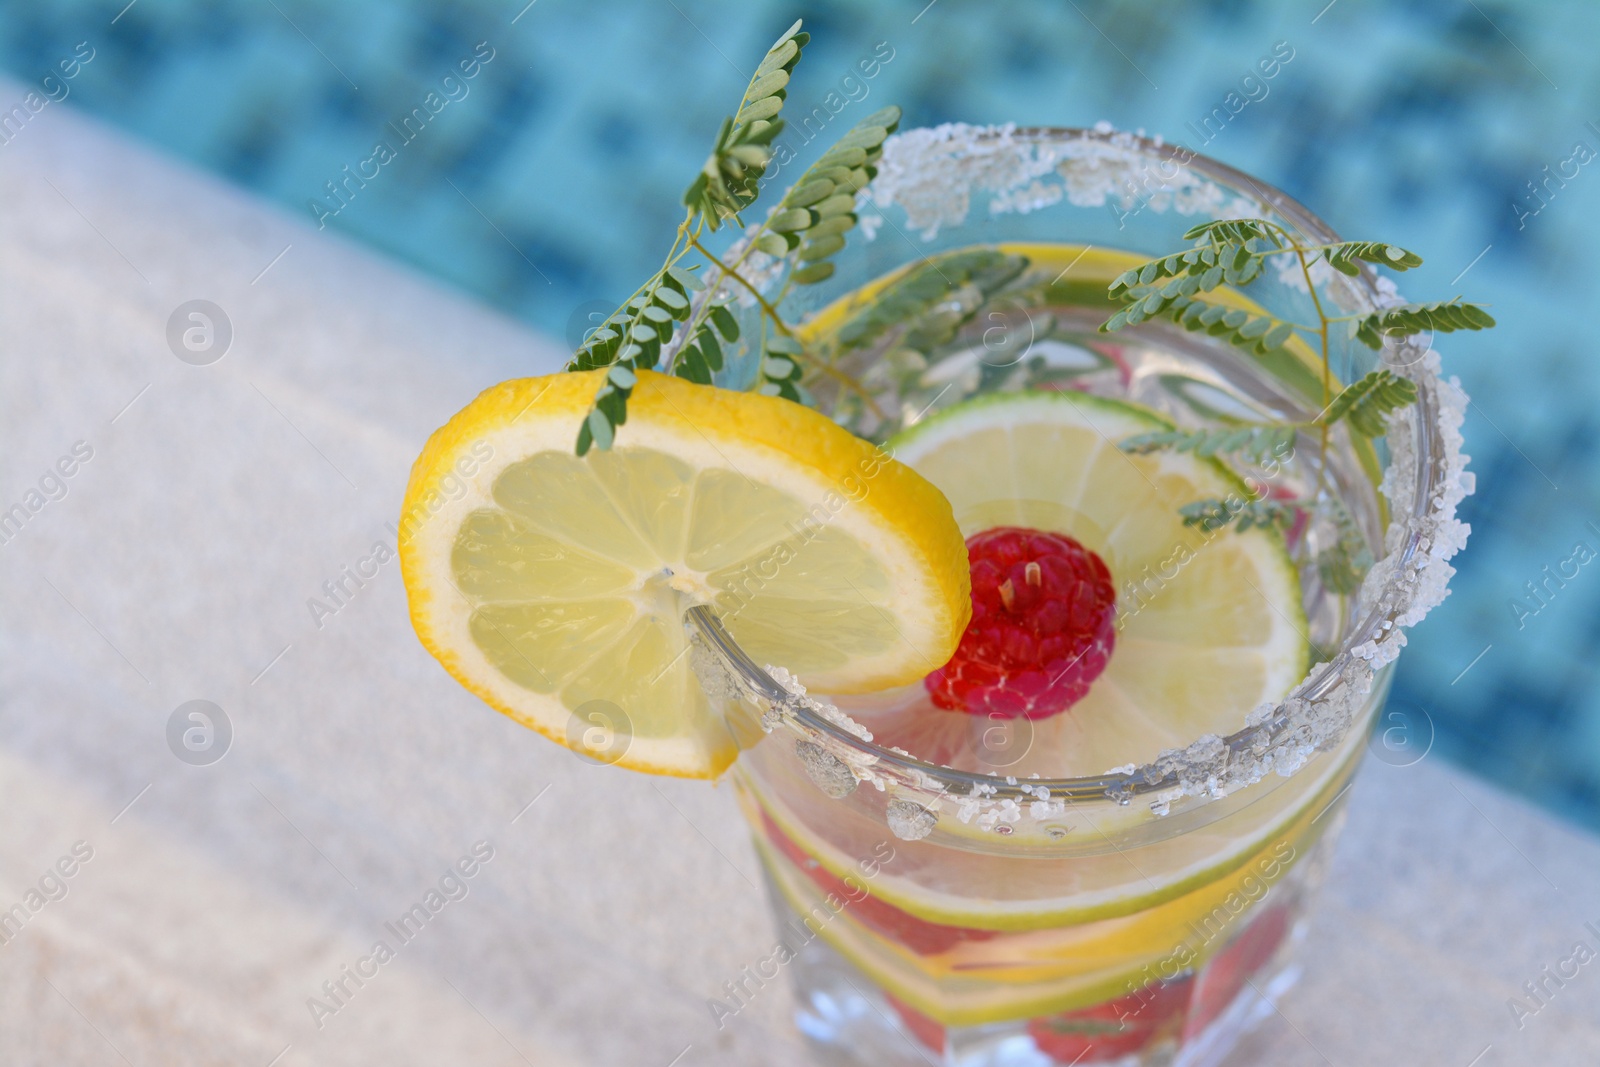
[694,124,1450,803]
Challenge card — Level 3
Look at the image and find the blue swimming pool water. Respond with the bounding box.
[4,0,1597,829]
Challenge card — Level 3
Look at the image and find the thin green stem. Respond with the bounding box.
[1289,235,1334,499]
[688,237,884,420]
[793,349,888,422]
[690,237,793,334]
[688,211,780,343]
[1247,242,1355,260]
[663,219,721,372]
[568,208,697,370]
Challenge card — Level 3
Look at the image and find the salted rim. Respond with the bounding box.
[690,123,1471,815]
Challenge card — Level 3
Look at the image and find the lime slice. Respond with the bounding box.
[399,370,970,778]
[877,388,1310,779]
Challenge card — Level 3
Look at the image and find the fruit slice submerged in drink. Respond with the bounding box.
[744,742,1348,1029]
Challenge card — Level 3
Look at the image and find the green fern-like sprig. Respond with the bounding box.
[1121,425,1298,462]
[1102,215,1492,598]
[1178,497,1299,535]
[1316,495,1375,594]
[565,19,895,455]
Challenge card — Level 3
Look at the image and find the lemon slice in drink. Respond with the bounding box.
[399,370,971,778]
[879,388,1309,779]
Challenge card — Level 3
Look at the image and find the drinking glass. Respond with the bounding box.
[688,125,1465,1066]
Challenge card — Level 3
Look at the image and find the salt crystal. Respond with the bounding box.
[887,798,938,841]
[795,740,857,799]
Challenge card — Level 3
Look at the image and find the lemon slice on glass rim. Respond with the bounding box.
[398,369,971,778]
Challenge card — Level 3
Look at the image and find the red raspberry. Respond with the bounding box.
[925,527,1116,720]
